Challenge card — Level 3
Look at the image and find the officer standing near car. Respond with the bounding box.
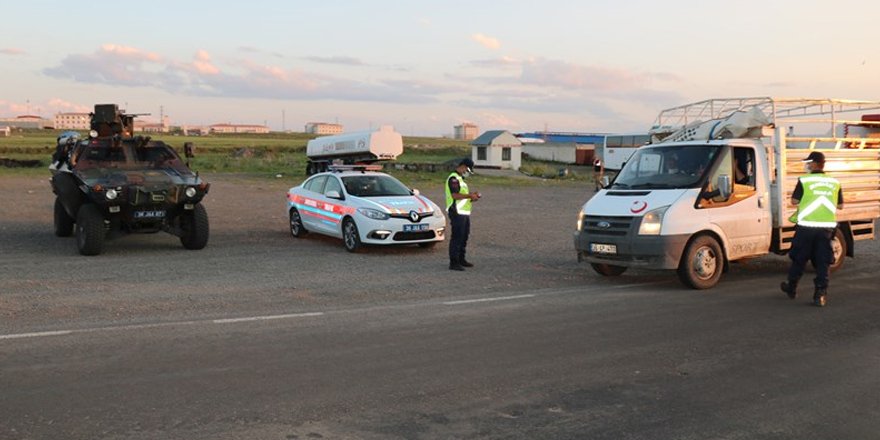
[780,151,843,307]
[446,158,480,271]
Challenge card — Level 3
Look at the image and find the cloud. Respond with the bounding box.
[303,55,366,66]
[472,33,501,50]
[0,99,90,116]
[470,56,522,69]
[1,48,25,56]
[238,46,284,58]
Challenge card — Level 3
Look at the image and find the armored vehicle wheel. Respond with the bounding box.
[54,198,75,237]
[75,204,105,256]
[590,263,627,276]
[677,235,723,289]
[180,204,209,250]
[342,218,362,253]
[289,208,308,237]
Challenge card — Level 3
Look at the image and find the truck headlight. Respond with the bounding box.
[105,189,118,200]
[576,210,585,231]
[185,186,197,198]
[357,207,389,220]
[638,206,668,235]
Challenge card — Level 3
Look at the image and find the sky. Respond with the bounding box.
[1,0,878,136]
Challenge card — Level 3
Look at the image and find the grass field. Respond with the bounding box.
[0,129,592,186]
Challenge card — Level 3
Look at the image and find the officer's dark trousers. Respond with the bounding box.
[787,226,834,289]
[448,212,470,264]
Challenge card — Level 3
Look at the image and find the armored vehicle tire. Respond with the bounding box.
[75,204,105,256]
[678,235,723,289]
[289,208,308,237]
[180,204,210,250]
[54,198,75,237]
[590,263,627,276]
[342,218,362,253]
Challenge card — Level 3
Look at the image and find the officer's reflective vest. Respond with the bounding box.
[790,173,840,228]
[445,172,471,215]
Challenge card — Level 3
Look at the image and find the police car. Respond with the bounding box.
[286,166,446,252]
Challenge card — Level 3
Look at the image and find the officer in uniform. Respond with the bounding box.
[780,151,843,307]
[446,158,480,271]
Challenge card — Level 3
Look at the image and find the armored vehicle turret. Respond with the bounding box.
[50,104,210,255]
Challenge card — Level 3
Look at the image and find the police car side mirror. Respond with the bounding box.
[326,190,343,200]
[411,188,420,196]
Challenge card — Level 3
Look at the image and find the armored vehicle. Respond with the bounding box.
[50,104,210,255]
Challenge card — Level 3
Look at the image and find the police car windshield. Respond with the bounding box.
[611,145,720,189]
[343,175,411,197]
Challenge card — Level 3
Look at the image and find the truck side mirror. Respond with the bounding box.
[600,176,611,188]
[184,142,195,158]
[717,174,732,200]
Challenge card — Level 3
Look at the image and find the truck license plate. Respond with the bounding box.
[403,223,428,232]
[590,243,617,254]
[134,210,165,219]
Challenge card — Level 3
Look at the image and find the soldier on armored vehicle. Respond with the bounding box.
[51,104,210,256]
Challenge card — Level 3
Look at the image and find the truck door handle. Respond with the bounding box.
[758,195,765,208]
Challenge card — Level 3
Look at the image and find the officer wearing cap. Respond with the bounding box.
[446,157,480,271]
[780,151,843,307]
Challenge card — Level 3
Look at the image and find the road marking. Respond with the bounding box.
[0,330,73,340]
[213,312,324,324]
[444,294,535,305]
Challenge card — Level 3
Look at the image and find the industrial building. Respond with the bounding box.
[54,112,90,130]
[454,122,479,140]
[305,122,343,135]
[516,131,605,165]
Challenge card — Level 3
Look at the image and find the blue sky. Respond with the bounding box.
[1,0,878,136]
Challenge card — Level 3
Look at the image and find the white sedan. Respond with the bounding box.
[286,168,446,252]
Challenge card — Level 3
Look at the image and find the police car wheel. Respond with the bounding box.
[590,263,627,276]
[342,218,362,253]
[289,208,307,237]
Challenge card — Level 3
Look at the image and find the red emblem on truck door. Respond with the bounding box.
[630,201,648,214]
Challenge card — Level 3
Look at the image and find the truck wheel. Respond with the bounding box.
[289,208,308,237]
[829,228,846,272]
[75,204,105,256]
[342,218,362,253]
[180,204,210,250]
[678,235,723,289]
[54,198,75,237]
[591,263,627,276]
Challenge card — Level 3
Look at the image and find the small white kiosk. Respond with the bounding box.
[470,130,522,170]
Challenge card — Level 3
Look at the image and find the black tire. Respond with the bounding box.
[677,235,724,289]
[54,198,75,237]
[306,163,314,175]
[75,204,105,256]
[342,218,362,253]
[180,204,210,250]
[289,208,308,237]
[591,263,627,276]
[418,241,438,249]
[829,228,846,273]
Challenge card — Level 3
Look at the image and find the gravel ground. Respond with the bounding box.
[1,172,877,333]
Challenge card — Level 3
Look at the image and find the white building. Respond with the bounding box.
[470,130,522,170]
[305,122,343,135]
[454,122,479,140]
[210,123,270,134]
[54,112,90,130]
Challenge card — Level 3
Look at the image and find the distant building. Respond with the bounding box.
[305,122,343,135]
[0,126,10,137]
[0,115,53,129]
[54,112,90,130]
[516,131,607,165]
[470,130,522,170]
[454,122,479,141]
[210,123,270,134]
[135,115,171,133]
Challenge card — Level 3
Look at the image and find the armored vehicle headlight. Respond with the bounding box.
[105,189,118,200]
[185,186,197,198]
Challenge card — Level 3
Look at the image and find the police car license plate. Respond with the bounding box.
[134,210,165,219]
[403,223,428,232]
[590,243,617,254]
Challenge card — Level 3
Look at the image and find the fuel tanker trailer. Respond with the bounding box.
[305,125,403,174]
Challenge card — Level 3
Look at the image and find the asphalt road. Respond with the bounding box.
[2,174,879,439]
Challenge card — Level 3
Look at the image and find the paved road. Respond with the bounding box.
[2,175,879,439]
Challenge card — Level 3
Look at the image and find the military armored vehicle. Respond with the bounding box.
[50,104,210,255]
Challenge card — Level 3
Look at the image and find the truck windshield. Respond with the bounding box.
[343,175,412,197]
[610,145,720,189]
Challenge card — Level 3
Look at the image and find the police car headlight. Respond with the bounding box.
[185,186,197,198]
[357,207,389,220]
[105,189,118,200]
[638,206,669,235]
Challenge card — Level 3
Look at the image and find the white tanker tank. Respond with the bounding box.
[305,125,403,174]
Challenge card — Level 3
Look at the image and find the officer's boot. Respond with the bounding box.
[780,279,798,300]
[813,288,827,307]
[449,258,465,271]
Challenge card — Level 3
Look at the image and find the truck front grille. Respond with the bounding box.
[583,215,634,236]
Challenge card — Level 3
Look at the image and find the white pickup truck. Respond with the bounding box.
[574,97,880,288]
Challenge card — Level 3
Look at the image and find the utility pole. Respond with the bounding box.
[282,109,286,131]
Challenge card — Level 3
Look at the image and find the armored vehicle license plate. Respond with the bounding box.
[403,223,428,232]
[590,243,617,254]
[134,210,166,219]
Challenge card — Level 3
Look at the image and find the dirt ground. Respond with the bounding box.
[1,172,877,333]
